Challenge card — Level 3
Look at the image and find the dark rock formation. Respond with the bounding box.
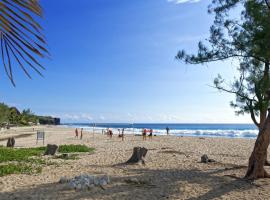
[201,154,215,163]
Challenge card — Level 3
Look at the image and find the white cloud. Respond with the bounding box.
[167,0,201,4]
[50,113,93,122]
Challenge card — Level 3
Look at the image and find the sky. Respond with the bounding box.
[0,0,251,123]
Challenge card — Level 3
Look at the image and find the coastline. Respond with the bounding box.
[0,125,269,199]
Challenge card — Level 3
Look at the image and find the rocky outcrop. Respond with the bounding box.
[59,174,110,190]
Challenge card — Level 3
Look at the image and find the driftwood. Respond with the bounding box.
[44,144,58,155]
[6,137,15,148]
[126,147,148,164]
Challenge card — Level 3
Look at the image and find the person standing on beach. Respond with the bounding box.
[121,128,125,141]
[80,128,83,140]
[118,128,121,137]
[166,126,170,135]
[109,129,113,138]
[149,128,153,140]
[75,128,78,138]
[142,129,147,141]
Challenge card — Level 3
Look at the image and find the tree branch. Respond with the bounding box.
[210,84,256,103]
[248,101,260,128]
[265,0,270,10]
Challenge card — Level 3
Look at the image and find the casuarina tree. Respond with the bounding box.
[176,0,270,178]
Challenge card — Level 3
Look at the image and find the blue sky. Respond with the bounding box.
[0,0,251,123]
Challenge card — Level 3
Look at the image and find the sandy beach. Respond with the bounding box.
[0,126,269,200]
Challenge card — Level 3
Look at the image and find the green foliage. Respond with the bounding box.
[176,0,270,128]
[58,145,94,153]
[0,0,48,86]
[0,103,56,126]
[0,146,46,176]
[8,108,20,125]
[0,145,94,176]
[21,109,38,125]
[0,163,38,177]
[0,147,45,162]
[0,103,10,124]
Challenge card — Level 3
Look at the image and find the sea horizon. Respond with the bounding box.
[62,122,258,139]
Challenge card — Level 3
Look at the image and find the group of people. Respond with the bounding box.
[118,128,125,141]
[75,128,83,139]
[105,128,125,140]
[142,128,153,140]
[74,126,170,141]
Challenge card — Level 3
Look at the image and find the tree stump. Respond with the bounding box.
[126,147,148,165]
[44,144,58,155]
[6,137,15,148]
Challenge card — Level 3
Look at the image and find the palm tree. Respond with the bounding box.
[0,0,48,86]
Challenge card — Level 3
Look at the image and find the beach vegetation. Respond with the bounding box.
[0,102,60,126]
[0,163,42,177]
[0,146,45,162]
[58,144,95,153]
[0,145,94,176]
[176,0,270,179]
[177,0,270,132]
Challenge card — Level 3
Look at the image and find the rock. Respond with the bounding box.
[99,179,108,186]
[59,176,69,184]
[201,154,216,163]
[44,144,58,155]
[81,183,88,190]
[6,137,15,148]
[100,175,110,184]
[62,153,69,159]
[201,154,209,163]
[62,174,110,191]
[76,183,82,190]
[88,184,95,189]
[93,177,100,186]
[68,182,77,190]
[125,178,140,184]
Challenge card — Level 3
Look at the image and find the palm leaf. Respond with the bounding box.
[0,0,48,86]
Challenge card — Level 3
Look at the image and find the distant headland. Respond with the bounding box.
[0,103,60,127]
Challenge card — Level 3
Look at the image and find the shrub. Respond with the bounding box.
[58,145,94,153]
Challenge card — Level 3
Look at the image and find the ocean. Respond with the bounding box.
[62,123,258,139]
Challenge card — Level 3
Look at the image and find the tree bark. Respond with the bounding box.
[126,147,148,165]
[245,109,270,179]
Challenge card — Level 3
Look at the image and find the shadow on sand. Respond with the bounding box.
[0,164,264,200]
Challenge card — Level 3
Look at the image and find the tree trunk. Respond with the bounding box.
[126,147,148,165]
[258,109,270,166]
[245,109,270,179]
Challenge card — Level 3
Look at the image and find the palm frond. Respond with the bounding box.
[0,0,48,86]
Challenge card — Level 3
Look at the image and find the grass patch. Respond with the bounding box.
[0,147,45,162]
[58,145,94,153]
[0,145,94,176]
[0,163,42,176]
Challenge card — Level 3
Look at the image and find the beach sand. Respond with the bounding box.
[0,126,270,200]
